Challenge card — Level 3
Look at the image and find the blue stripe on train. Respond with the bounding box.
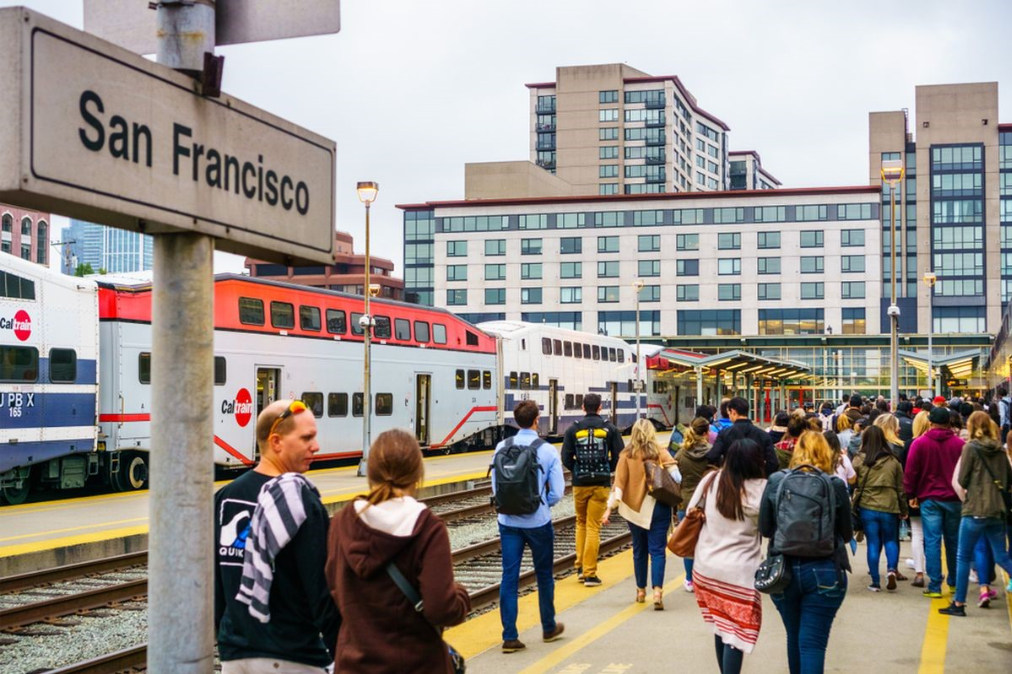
[6,358,98,386]
[0,391,97,429]
[0,438,95,474]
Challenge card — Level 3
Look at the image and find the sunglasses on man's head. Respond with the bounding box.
[269,400,308,437]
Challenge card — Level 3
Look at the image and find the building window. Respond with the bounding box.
[521,238,543,255]
[600,146,619,160]
[560,287,582,304]
[521,263,543,280]
[598,236,620,253]
[599,310,661,337]
[717,232,741,250]
[599,127,619,141]
[677,259,699,276]
[485,239,506,256]
[801,282,825,300]
[841,256,865,273]
[519,214,548,230]
[676,234,698,251]
[755,206,787,223]
[800,256,824,274]
[759,309,824,335]
[717,258,741,275]
[484,264,506,281]
[841,281,866,299]
[677,309,740,336]
[560,237,582,254]
[757,257,780,275]
[1,214,10,233]
[842,308,866,334]
[598,286,620,303]
[599,183,619,195]
[638,260,660,277]
[677,284,699,302]
[800,230,824,248]
[521,288,542,304]
[447,241,467,257]
[640,285,660,302]
[485,288,505,305]
[838,204,873,221]
[598,261,620,278]
[841,229,865,247]
[758,283,781,301]
[20,216,31,235]
[932,226,983,250]
[599,109,619,122]
[933,306,985,333]
[447,265,467,282]
[638,235,660,252]
[718,283,741,301]
[561,262,582,278]
[757,231,780,249]
[447,289,467,306]
[600,165,618,178]
[797,205,828,222]
[599,90,618,104]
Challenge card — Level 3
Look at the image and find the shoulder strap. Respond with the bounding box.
[698,471,718,510]
[386,562,443,636]
[972,445,1008,492]
[853,459,872,509]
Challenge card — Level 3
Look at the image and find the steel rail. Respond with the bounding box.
[0,578,147,630]
[0,552,148,594]
[46,644,148,674]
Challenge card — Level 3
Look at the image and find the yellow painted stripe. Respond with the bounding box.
[917,549,952,674]
[0,526,149,558]
[0,517,148,543]
[1003,569,1012,637]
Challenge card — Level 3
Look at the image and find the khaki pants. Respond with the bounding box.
[222,658,331,674]
[574,485,611,577]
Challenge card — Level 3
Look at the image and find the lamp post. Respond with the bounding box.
[881,159,905,405]
[923,270,937,396]
[633,279,645,420]
[356,181,379,478]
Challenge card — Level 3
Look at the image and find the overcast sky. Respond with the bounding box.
[7,0,1012,274]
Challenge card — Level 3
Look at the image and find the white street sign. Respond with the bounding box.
[84,0,342,56]
[0,7,336,264]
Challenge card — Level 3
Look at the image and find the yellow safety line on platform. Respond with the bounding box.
[1004,570,1012,636]
[918,592,951,674]
[0,526,149,558]
[0,517,147,543]
[518,573,686,674]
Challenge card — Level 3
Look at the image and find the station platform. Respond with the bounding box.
[0,449,496,575]
[449,541,1012,673]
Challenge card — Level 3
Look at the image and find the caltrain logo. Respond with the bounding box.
[0,310,31,341]
[222,388,254,427]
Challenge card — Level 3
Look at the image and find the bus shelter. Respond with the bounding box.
[899,348,985,398]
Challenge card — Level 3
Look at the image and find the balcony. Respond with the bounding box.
[536,159,556,170]
[645,97,666,109]
[646,151,666,165]
[646,169,667,183]
[536,102,556,114]
[645,117,665,128]
[536,121,556,132]
[645,132,666,146]
[536,140,556,151]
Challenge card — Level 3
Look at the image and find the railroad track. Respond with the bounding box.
[0,552,148,595]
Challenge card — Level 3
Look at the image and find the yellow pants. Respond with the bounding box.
[574,485,611,577]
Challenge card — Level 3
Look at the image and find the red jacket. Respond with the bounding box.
[903,428,964,502]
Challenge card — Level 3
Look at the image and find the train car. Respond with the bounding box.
[644,347,705,430]
[478,321,638,437]
[96,274,502,488]
[0,253,99,504]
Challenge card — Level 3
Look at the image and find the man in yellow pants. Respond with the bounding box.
[562,393,624,586]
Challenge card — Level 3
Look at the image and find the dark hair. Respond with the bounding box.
[727,397,749,417]
[948,408,963,430]
[849,394,863,408]
[860,404,873,416]
[786,416,808,439]
[774,411,790,426]
[999,387,1008,397]
[921,401,934,412]
[583,393,602,414]
[899,393,908,402]
[875,399,889,412]
[823,430,841,453]
[859,425,891,466]
[363,429,424,506]
[719,399,731,419]
[695,405,715,421]
[958,402,974,420]
[514,400,540,428]
[897,401,913,414]
[821,402,833,414]
[714,439,765,521]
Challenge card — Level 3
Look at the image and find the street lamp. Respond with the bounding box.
[633,279,645,420]
[356,181,379,477]
[923,270,937,396]
[881,159,904,405]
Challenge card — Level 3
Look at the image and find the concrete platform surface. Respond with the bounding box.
[450,541,1012,674]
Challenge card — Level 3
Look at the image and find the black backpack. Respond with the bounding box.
[773,466,837,557]
[490,437,546,515]
[572,421,612,482]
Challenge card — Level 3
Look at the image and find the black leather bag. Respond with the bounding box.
[754,552,791,594]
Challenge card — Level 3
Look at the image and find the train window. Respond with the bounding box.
[483,370,491,389]
[542,338,552,355]
[553,339,562,356]
[351,313,364,336]
[465,330,477,346]
[565,393,575,410]
[395,318,411,340]
[376,393,393,416]
[563,341,572,357]
[138,352,151,384]
[468,370,480,390]
[618,350,625,363]
[532,373,540,389]
[214,356,226,385]
[0,270,36,300]
[609,348,617,362]
[521,339,526,351]
[573,343,582,359]
[575,394,584,409]
[434,324,448,345]
[508,371,518,389]
[270,301,295,329]
[327,309,347,334]
[238,297,265,325]
[520,372,531,390]
[592,345,601,360]
[583,344,591,359]
[328,392,348,417]
[299,306,321,331]
[374,316,392,340]
[455,369,465,389]
[654,381,668,394]
[1,345,38,382]
[301,392,324,418]
[352,392,364,417]
[49,348,77,383]
[414,321,430,343]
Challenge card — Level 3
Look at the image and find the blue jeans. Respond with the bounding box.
[499,522,556,641]
[860,508,899,585]
[677,509,694,581]
[954,517,1012,604]
[628,501,671,589]
[921,500,962,593]
[771,558,847,674]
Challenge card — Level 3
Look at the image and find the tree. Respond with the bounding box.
[74,262,95,277]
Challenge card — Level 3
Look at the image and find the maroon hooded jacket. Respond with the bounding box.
[904,427,965,502]
[326,500,470,673]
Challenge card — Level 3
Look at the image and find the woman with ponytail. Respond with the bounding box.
[326,429,470,673]
[603,418,681,609]
[675,416,714,592]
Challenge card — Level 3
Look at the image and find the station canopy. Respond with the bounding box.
[899,349,983,382]
[645,348,812,381]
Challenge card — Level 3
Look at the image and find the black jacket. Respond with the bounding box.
[705,418,778,477]
[896,412,915,464]
[562,414,624,487]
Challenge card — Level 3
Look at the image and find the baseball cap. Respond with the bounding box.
[928,406,951,425]
[932,395,947,405]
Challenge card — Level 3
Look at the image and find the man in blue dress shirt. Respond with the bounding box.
[492,399,566,653]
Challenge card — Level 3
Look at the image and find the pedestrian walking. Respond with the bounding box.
[492,400,566,652]
[760,431,853,674]
[904,411,932,587]
[706,397,779,477]
[904,406,965,597]
[325,429,470,673]
[689,439,767,674]
[603,419,681,609]
[562,393,624,587]
[768,411,790,446]
[853,426,909,592]
[938,412,1012,616]
[214,400,340,674]
[775,416,808,470]
[835,414,854,455]
[675,416,714,593]
[996,387,1011,441]
[823,431,856,485]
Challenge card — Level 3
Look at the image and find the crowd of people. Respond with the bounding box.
[209,386,1012,674]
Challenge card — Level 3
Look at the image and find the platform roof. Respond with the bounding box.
[647,348,812,380]
[899,349,983,381]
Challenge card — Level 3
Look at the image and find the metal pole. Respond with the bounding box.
[635,290,641,420]
[358,201,372,477]
[889,184,899,405]
[150,4,215,674]
[696,366,704,410]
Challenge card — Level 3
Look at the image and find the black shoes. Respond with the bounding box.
[583,575,602,587]
[937,602,966,617]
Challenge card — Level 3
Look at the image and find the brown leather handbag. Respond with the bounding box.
[667,472,717,557]
[644,459,682,508]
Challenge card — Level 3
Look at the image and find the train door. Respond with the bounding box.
[256,367,282,415]
[674,386,681,426]
[609,381,619,425]
[415,374,431,446]
[548,379,559,435]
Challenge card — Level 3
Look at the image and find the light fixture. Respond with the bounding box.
[356,181,379,204]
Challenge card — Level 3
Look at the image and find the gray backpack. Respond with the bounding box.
[773,466,837,557]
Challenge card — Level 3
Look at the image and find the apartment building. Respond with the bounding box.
[869,81,1011,335]
[527,64,780,196]
[1,204,51,267]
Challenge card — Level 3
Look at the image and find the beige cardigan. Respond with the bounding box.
[607,448,677,528]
